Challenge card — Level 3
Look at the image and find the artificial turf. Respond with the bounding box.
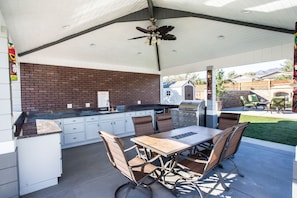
[239,115,297,146]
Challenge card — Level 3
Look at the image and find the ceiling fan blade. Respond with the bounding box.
[136,26,151,34]
[128,36,148,40]
[161,34,176,40]
[157,26,175,35]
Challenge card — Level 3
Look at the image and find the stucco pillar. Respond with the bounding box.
[205,66,217,128]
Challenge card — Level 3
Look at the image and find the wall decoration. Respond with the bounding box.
[8,42,18,81]
[206,69,212,100]
[293,22,297,112]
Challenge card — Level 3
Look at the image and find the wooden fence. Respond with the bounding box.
[195,80,293,108]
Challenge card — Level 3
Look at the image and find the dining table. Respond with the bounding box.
[130,125,223,157]
[130,125,223,193]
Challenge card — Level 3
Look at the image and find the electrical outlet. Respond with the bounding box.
[85,103,90,107]
[67,104,72,109]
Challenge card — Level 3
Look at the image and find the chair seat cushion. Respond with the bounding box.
[178,158,206,175]
[129,157,158,181]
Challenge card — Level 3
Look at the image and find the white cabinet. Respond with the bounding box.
[17,133,62,195]
[99,113,125,135]
[85,116,101,140]
[62,117,85,147]
[125,112,136,136]
[59,110,155,148]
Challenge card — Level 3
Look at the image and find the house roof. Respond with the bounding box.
[0,0,295,75]
[163,80,193,88]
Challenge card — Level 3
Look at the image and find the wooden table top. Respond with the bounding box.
[130,125,222,157]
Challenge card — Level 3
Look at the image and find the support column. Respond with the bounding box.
[292,22,297,113]
[0,12,18,198]
[206,66,218,128]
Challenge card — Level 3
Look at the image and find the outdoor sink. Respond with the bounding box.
[79,110,100,116]
[98,111,111,114]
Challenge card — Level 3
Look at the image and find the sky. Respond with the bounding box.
[222,59,286,75]
[163,59,289,80]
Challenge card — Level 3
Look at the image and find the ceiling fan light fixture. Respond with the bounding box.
[145,35,161,45]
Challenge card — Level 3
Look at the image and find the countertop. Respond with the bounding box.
[19,119,62,139]
[26,104,178,123]
[15,104,178,138]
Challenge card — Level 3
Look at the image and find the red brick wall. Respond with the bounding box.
[20,63,160,111]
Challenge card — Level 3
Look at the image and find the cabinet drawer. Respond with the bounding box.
[125,112,135,118]
[63,117,84,124]
[99,113,124,120]
[64,133,85,144]
[135,110,153,117]
[85,116,99,122]
[63,123,84,133]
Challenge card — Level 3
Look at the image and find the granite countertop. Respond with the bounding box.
[19,119,62,139]
[16,104,178,138]
[26,104,178,123]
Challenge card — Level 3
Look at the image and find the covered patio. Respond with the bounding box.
[21,131,295,198]
[0,1,296,197]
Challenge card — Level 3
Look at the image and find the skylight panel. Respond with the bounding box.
[204,0,237,7]
[245,0,297,12]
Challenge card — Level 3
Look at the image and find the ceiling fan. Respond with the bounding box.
[129,18,176,45]
[129,0,176,71]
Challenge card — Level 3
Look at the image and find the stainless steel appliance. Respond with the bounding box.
[170,100,206,128]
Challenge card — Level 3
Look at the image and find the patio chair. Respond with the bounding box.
[270,97,286,113]
[248,94,260,107]
[217,112,241,130]
[132,115,155,159]
[99,131,163,198]
[221,122,250,177]
[196,112,240,150]
[173,126,235,197]
[156,113,174,132]
[132,115,155,136]
[240,96,255,110]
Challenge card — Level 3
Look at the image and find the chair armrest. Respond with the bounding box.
[124,144,138,153]
[130,154,162,169]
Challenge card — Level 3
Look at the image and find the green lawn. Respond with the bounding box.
[239,115,297,146]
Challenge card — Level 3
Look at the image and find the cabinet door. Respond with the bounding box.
[86,122,101,140]
[113,119,126,135]
[125,112,135,133]
[18,134,61,195]
[99,119,113,134]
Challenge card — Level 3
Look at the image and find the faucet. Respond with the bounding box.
[106,100,110,111]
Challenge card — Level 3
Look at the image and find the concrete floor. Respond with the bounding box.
[20,107,296,198]
[21,134,295,198]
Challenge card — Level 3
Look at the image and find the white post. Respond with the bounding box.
[293,146,297,198]
[205,66,217,128]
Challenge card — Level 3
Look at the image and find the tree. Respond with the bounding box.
[281,60,293,72]
[216,69,225,101]
[227,70,237,80]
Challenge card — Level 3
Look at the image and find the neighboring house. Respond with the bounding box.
[231,75,255,82]
[162,80,195,105]
[231,70,291,82]
[259,71,292,80]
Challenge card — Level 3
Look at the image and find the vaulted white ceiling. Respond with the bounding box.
[0,0,296,75]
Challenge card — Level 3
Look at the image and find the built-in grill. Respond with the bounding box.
[170,100,206,128]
